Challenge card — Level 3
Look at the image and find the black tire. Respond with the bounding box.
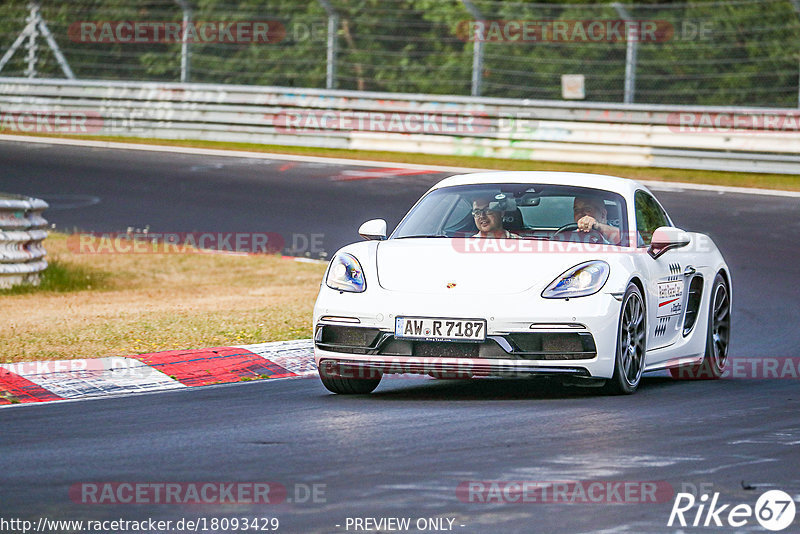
[318,361,382,394]
[603,282,646,395]
[670,273,730,380]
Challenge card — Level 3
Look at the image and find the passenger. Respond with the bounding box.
[472,196,518,238]
[573,196,621,244]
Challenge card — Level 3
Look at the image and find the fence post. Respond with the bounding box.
[36,7,75,79]
[461,0,484,97]
[176,0,191,83]
[25,2,40,78]
[791,0,800,107]
[612,3,637,104]
[318,0,338,90]
[0,2,74,78]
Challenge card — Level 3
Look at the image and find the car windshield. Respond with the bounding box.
[392,183,628,245]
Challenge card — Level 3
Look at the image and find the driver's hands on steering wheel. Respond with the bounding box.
[576,215,598,232]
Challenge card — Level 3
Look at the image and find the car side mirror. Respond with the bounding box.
[648,226,690,259]
[358,219,387,241]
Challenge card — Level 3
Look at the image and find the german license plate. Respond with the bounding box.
[395,317,486,342]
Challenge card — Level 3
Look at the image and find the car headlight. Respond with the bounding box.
[326,253,366,293]
[542,261,609,299]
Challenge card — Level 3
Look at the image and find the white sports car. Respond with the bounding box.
[313,172,731,395]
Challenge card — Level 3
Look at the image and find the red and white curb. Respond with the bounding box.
[0,339,315,406]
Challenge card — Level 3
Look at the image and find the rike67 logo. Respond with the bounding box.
[668,490,796,531]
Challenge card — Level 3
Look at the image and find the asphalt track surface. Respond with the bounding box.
[1,140,799,533]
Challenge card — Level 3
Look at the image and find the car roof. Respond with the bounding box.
[428,171,650,198]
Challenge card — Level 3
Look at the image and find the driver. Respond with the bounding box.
[573,196,620,244]
[472,196,519,239]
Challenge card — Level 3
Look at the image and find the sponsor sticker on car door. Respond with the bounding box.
[657,281,683,317]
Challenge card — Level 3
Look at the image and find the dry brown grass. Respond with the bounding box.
[1,233,326,363]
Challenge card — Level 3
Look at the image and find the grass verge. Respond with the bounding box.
[3,131,800,191]
[0,233,326,363]
[1,259,109,295]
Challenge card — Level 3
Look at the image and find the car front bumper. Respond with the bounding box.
[313,288,623,380]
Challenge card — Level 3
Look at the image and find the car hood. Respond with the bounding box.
[376,238,612,294]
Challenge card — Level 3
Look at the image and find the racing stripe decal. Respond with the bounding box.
[659,297,680,308]
[655,317,669,337]
[136,346,296,387]
[667,263,682,281]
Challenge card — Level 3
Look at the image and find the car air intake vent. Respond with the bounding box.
[414,342,479,358]
[509,333,588,352]
[683,275,704,336]
[319,326,381,347]
[542,334,585,352]
[507,332,596,360]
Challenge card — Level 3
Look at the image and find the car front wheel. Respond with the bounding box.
[604,282,646,395]
[318,361,382,394]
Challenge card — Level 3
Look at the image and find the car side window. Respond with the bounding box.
[441,196,475,234]
[635,191,670,246]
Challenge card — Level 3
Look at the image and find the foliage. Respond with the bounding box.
[0,0,798,105]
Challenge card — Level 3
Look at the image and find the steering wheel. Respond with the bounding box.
[550,222,609,244]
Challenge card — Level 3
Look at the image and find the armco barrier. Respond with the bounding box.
[0,193,48,288]
[1,78,799,174]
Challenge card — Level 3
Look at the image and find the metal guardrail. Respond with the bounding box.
[0,193,48,289]
[1,77,799,174]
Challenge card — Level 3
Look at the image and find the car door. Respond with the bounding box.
[635,190,693,352]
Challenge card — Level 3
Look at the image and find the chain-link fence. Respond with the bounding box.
[1,0,799,107]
